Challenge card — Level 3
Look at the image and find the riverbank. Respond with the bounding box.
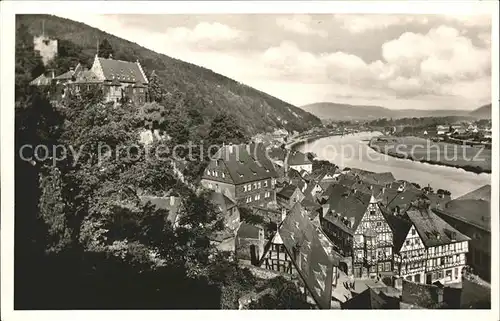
[297,132,491,198]
[369,136,491,175]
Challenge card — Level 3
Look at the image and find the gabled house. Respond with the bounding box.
[259,203,340,309]
[393,204,471,286]
[321,188,394,279]
[201,144,278,206]
[433,185,491,281]
[276,184,305,210]
[41,54,149,105]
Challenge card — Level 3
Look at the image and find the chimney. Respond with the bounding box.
[170,195,175,206]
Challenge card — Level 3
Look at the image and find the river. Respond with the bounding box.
[297,131,491,198]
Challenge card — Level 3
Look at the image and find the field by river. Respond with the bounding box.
[370,136,491,174]
[298,132,491,198]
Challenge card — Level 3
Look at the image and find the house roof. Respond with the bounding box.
[209,191,237,213]
[237,222,262,239]
[288,150,312,166]
[300,197,321,211]
[74,70,102,84]
[97,57,148,84]
[439,199,490,232]
[348,168,396,185]
[406,206,471,248]
[456,185,491,203]
[277,184,300,199]
[277,203,337,309]
[54,70,75,80]
[139,195,182,225]
[341,288,389,309]
[323,187,372,234]
[30,73,52,86]
[203,144,278,185]
[386,190,423,212]
[385,214,413,252]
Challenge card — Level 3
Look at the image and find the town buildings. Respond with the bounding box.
[31,54,149,105]
[321,186,394,279]
[201,144,278,206]
[260,203,340,309]
[390,204,470,288]
[433,185,491,281]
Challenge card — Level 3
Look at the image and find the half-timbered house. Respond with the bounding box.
[260,203,340,309]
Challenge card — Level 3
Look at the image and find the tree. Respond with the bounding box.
[148,70,167,103]
[207,112,248,148]
[98,38,114,59]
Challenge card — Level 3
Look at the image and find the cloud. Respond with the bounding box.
[259,25,491,104]
[276,15,327,37]
[334,14,428,33]
[444,15,492,28]
[164,22,245,46]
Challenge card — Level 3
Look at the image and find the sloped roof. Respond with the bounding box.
[439,199,490,232]
[341,288,388,309]
[203,144,278,185]
[288,150,312,166]
[54,70,75,80]
[406,206,471,248]
[97,57,148,84]
[277,184,300,199]
[387,190,423,212]
[278,203,337,309]
[30,73,52,86]
[456,185,491,203]
[385,214,413,252]
[209,191,237,213]
[74,70,101,84]
[323,187,371,234]
[139,195,182,225]
[237,222,262,239]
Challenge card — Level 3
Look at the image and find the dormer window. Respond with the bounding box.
[239,174,243,178]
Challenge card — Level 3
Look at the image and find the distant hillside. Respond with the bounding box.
[469,104,492,119]
[17,14,321,135]
[301,102,475,121]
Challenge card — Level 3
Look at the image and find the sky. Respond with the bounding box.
[57,13,492,110]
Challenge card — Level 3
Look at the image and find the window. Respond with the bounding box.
[265,191,270,198]
[263,181,268,187]
[257,182,261,189]
[248,184,252,191]
[370,210,376,216]
[243,185,247,192]
[206,170,211,176]
[385,262,391,272]
[406,240,410,246]
[214,171,218,177]
[378,263,384,272]
[411,229,416,236]
[376,221,381,227]
[222,172,225,178]
[406,275,413,281]
[253,183,257,189]
[208,183,213,189]
[454,268,459,279]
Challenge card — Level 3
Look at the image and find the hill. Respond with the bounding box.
[301,102,475,121]
[16,14,321,135]
[469,104,492,119]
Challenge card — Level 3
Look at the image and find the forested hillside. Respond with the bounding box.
[16,14,321,135]
[14,15,311,309]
